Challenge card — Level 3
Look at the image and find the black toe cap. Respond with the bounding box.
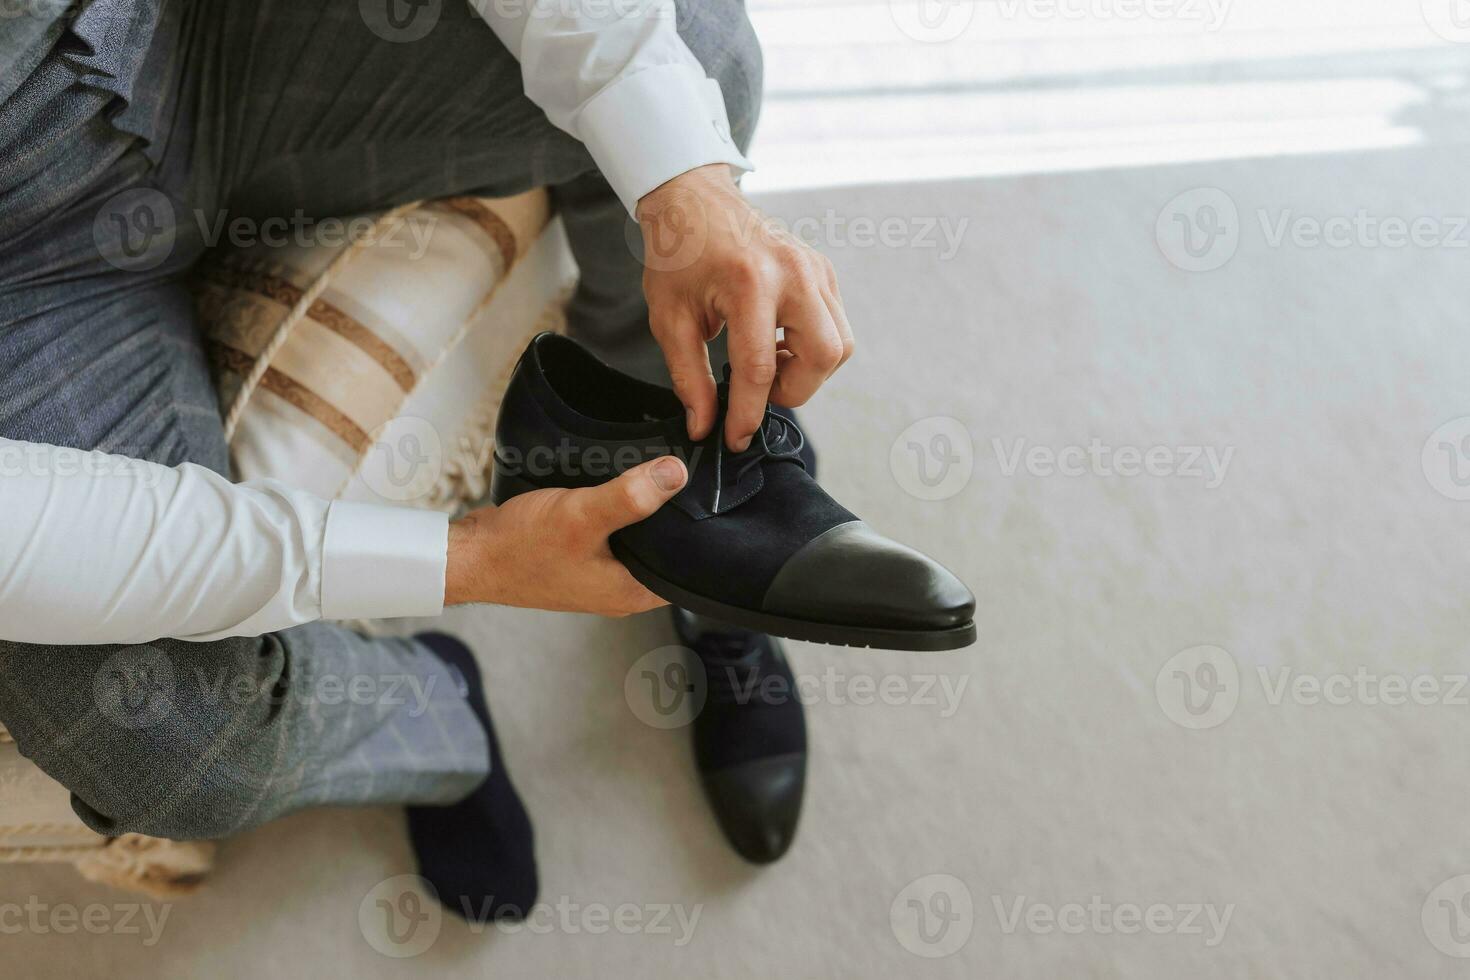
[700,752,805,864]
[761,521,975,632]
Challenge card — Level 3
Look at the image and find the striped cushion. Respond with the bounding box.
[195,190,576,510]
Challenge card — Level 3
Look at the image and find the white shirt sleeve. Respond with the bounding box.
[467,0,754,215]
[0,438,448,645]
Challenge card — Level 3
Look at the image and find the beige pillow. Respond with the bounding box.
[195,190,576,511]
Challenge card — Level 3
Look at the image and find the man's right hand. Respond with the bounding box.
[443,456,687,616]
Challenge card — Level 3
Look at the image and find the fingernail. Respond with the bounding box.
[686,407,697,436]
[652,457,686,492]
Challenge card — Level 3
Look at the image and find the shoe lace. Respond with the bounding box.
[699,631,770,705]
[732,410,807,486]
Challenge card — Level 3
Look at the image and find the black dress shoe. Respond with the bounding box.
[673,608,806,864]
[491,333,977,651]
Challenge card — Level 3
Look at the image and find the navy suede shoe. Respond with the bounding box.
[490,332,976,651]
[673,608,806,864]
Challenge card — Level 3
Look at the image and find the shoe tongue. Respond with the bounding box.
[672,365,799,519]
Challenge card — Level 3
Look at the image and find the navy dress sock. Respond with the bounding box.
[408,633,538,923]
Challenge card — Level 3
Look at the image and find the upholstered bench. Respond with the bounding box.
[0,190,575,894]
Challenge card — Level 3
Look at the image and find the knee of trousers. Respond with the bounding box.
[675,0,765,153]
[0,635,290,841]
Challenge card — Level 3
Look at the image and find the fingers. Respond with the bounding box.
[576,456,688,533]
[651,308,718,440]
[770,283,844,409]
[723,292,779,451]
[821,256,856,369]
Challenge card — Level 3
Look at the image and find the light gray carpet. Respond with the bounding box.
[8,148,1470,977]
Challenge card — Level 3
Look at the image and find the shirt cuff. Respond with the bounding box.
[577,62,754,216]
[320,501,449,621]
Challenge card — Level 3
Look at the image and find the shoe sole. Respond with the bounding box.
[492,462,978,652]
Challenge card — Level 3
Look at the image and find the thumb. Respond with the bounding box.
[581,456,688,532]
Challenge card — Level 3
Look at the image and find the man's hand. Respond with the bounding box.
[637,164,855,451]
[443,457,687,616]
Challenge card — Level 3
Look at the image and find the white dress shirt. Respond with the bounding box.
[0,1,748,644]
[468,0,753,214]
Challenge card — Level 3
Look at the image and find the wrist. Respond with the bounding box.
[636,164,740,220]
[443,513,484,606]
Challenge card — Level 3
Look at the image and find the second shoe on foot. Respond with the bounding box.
[674,608,807,864]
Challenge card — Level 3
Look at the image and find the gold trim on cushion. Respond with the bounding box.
[214,345,370,452]
[200,266,417,392]
[427,197,518,272]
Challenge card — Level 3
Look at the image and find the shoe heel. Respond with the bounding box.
[489,457,543,505]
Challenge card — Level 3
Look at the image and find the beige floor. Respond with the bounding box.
[9,149,1470,977]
